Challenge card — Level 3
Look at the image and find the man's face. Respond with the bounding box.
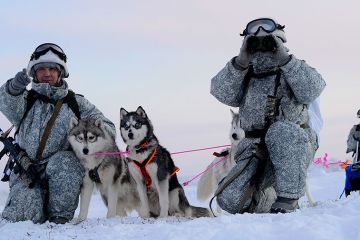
[35,67,60,86]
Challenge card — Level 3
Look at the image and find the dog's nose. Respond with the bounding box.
[83,148,89,155]
[232,133,238,140]
[128,132,134,139]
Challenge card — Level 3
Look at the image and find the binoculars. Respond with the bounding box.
[246,35,277,53]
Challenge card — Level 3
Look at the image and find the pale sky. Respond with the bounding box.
[0,0,359,175]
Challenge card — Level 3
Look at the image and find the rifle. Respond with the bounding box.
[0,126,44,188]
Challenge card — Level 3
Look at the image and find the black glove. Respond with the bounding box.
[26,164,38,182]
[27,163,48,189]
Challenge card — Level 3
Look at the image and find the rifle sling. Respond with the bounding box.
[35,98,64,161]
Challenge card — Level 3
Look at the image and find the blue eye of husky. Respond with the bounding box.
[134,122,142,129]
[124,125,130,130]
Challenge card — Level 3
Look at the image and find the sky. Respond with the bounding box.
[0,0,359,176]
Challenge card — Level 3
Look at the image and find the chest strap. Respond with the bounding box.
[130,146,158,189]
[35,98,64,161]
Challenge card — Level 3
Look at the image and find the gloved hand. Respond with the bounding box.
[7,69,31,96]
[26,164,38,181]
[234,36,252,69]
[235,35,291,69]
[272,36,291,66]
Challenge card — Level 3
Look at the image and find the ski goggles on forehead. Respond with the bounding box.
[30,43,67,62]
[241,18,285,36]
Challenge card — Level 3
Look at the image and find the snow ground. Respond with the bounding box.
[0,163,359,240]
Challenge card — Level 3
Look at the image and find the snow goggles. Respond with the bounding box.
[30,43,67,62]
[241,18,284,36]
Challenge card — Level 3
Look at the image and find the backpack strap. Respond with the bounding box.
[15,90,40,136]
[15,89,81,136]
[63,90,81,120]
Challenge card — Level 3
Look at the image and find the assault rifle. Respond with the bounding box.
[0,126,43,188]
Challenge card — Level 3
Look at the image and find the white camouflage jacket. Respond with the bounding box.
[211,55,326,132]
[0,80,116,162]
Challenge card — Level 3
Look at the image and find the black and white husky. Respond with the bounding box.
[120,106,212,218]
[197,110,244,212]
[68,118,140,222]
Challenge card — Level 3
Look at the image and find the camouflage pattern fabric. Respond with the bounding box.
[0,80,116,223]
[212,55,325,213]
[346,124,360,154]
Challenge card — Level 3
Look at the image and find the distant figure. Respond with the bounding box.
[0,43,115,224]
[346,109,360,162]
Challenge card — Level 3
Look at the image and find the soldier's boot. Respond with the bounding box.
[270,196,299,213]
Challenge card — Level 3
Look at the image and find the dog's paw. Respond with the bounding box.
[138,208,150,218]
[106,212,116,219]
[71,217,86,225]
[159,211,169,218]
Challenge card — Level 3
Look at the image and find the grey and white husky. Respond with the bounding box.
[120,106,212,218]
[197,110,245,211]
[68,118,140,222]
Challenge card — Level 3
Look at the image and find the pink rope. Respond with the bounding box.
[313,153,350,168]
[93,150,131,155]
[182,155,229,186]
[93,144,231,156]
[171,145,231,155]
[93,144,232,187]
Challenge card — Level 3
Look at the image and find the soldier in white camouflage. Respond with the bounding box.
[211,18,326,214]
[346,109,360,160]
[0,43,116,223]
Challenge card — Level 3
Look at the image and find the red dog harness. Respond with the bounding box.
[130,146,180,189]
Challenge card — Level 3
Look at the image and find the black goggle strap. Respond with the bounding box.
[30,46,67,62]
[240,19,285,36]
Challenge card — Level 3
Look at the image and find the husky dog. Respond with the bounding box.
[68,118,140,222]
[120,106,212,218]
[197,110,245,211]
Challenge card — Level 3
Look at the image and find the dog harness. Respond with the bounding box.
[130,146,180,189]
[89,163,102,183]
[213,150,229,158]
[130,146,157,189]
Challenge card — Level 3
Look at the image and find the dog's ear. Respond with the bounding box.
[120,108,128,120]
[136,106,147,118]
[94,118,104,128]
[69,117,79,129]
